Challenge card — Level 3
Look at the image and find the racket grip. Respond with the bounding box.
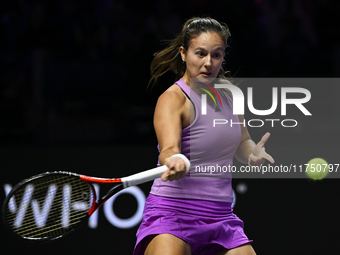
[121,165,168,188]
[121,154,190,188]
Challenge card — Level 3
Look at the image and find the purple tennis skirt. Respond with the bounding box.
[133,194,252,255]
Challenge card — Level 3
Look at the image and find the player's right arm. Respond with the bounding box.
[153,86,189,181]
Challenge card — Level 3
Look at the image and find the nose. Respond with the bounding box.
[204,55,212,67]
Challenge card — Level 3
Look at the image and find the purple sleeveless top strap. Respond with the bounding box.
[150,79,241,202]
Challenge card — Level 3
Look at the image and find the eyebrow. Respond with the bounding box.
[194,47,224,52]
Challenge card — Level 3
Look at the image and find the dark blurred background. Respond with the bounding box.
[1,0,340,254]
[1,0,339,145]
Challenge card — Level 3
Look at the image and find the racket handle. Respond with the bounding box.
[121,165,167,188]
[121,154,190,188]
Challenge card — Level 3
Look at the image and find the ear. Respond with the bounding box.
[179,46,186,62]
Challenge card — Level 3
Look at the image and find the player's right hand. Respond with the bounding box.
[161,156,189,181]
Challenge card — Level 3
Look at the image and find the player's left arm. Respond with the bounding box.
[235,115,275,166]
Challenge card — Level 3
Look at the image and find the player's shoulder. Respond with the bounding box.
[223,88,233,100]
[157,84,187,107]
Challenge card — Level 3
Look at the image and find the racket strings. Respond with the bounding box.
[4,175,93,239]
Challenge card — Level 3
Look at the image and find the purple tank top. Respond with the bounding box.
[150,79,241,202]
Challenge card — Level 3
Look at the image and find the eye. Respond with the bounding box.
[196,51,205,57]
[213,53,222,58]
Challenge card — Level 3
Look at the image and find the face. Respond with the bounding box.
[180,32,225,84]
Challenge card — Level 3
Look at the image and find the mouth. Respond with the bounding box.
[200,72,212,77]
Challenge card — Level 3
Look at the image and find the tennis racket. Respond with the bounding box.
[2,157,189,242]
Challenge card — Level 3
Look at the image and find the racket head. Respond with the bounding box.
[3,171,96,242]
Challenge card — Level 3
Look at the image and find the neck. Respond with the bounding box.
[181,71,191,86]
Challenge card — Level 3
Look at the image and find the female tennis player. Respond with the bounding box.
[134,17,274,255]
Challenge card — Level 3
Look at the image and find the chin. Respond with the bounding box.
[191,77,212,85]
[197,75,218,85]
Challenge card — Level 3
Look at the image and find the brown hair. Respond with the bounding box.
[148,17,231,87]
